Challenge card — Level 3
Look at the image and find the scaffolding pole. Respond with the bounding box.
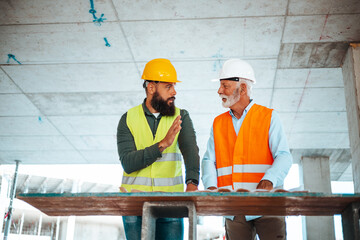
[3,160,20,240]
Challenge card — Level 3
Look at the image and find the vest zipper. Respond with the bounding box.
[154,118,158,139]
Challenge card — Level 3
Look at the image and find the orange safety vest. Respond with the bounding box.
[213,104,274,190]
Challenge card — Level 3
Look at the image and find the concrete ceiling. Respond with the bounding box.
[1,0,360,182]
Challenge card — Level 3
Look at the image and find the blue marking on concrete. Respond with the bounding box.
[7,54,22,64]
[89,0,106,26]
[104,37,111,47]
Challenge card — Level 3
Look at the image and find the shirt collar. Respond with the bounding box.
[142,99,153,116]
[229,99,254,118]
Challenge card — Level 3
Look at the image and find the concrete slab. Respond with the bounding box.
[27,92,144,116]
[0,0,117,24]
[244,17,283,57]
[176,90,224,115]
[49,116,120,135]
[277,113,296,133]
[2,63,141,93]
[0,136,74,151]
[67,136,117,150]
[271,89,303,112]
[290,112,348,133]
[284,15,360,43]
[0,116,60,136]
[298,88,346,112]
[0,150,86,164]
[122,19,246,60]
[283,16,326,43]
[289,0,360,15]
[278,43,348,68]
[321,14,360,42]
[0,94,40,116]
[112,0,287,20]
[0,69,21,93]
[275,68,343,88]
[251,89,273,107]
[288,132,349,149]
[0,23,132,64]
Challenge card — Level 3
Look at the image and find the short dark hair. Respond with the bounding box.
[143,80,160,94]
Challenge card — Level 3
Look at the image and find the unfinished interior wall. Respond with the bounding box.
[342,44,360,193]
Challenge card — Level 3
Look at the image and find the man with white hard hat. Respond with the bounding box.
[201,59,293,239]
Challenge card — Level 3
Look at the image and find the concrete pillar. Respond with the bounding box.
[56,217,60,240]
[19,213,25,235]
[66,216,76,240]
[300,156,335,240]
[342,43,360,193]
[38,214,43,236]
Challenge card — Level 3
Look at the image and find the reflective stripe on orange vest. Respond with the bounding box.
[213,104,274,190]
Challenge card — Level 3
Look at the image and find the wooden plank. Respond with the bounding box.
[17,192,360,217]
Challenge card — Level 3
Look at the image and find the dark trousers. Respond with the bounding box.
[225,215,286,240]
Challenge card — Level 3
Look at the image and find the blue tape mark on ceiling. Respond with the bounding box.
[211,49,223,72]
[7,54,22,64]
[89,0,106,26]
[104,37,111,47]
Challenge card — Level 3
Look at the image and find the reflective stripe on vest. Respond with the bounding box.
[213,104,274,191]
[155,152,182,162]
[122,175,183,187]
[217,164,272,177]
[121,104,184,192]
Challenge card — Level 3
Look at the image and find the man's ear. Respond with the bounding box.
[240,83,247,95]
[148,82,156,95]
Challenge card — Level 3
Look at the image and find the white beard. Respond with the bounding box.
[219,89,240,108]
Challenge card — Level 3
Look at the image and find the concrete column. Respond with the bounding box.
[342,43,360,193]
[56,217,60,240]
[19,213,25,235]
[37,214,43,236]
[65,216,76,240]
[300,156,335,240]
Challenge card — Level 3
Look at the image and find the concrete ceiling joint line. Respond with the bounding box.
[0,67,89,162]
[319,14,330,41]
[1,69,88,162]
[270,0,290,108]
[109,0,142,79]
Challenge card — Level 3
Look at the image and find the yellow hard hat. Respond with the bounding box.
[141,58,181,83]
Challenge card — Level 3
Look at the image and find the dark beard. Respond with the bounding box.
[151,91,176,116]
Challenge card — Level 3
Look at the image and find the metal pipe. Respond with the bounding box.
[3,160,20,240]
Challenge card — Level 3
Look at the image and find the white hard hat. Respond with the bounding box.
[218,59,256,84]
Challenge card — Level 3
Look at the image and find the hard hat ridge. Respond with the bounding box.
[219,59,256,84]
[141,58,181,83]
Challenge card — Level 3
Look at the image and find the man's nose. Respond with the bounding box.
[217,86,223,95]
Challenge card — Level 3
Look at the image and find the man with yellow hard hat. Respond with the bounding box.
[117,58,200,240]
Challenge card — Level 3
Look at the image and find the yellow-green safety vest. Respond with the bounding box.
[121,104,184,192]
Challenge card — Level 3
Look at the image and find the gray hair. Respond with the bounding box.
[236,79,253,97]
